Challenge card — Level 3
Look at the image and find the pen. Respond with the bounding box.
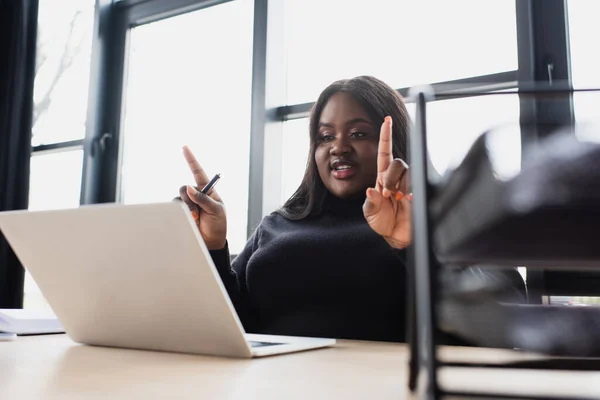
[189,173,221,223]
[200,173,221,195]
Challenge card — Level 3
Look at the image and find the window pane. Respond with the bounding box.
[568,0,600,89]
[25,150,84,310]
[120,0,254,253]
[285,0,517,104]
[550,296,600,306]
[568,1,600,126]
[420,93,521,175]
[282,119,310,204]
[568,0,600,123]
[32,0,95,146]
[573,91,600,125]
[29,150,84,211]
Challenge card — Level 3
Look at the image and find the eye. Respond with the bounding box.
[350,131,368,138]
[318,133,335,142]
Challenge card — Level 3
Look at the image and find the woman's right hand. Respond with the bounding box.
[179,146,227,250]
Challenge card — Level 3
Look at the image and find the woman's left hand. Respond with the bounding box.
[363,116,412,249]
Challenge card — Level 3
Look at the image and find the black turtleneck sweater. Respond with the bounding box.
[209,196,408,342]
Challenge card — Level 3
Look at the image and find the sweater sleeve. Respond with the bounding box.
[208,227,261,332]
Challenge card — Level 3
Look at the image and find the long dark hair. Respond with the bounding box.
[278,76,411,220]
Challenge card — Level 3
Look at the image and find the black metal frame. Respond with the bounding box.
[80,0,128,204]
[276,71,519,121]
[246,0,286,235]
[407,85,600,400]
[31,139,84,155]
[409,91,440,398]
[125,0,234,25]
[515,0,577,304]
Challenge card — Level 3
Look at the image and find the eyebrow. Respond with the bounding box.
[318,118,374,129]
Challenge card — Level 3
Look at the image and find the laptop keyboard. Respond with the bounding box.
[249,341,283,348]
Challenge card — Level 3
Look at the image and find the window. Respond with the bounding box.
[32,0,95,146]
[29,151,84,212]
[24,0,96,309]
[275,0,520,217]
[281,119,310,204]
[568,0,600,90]
[278,92,521,209]
[422,93,521,175]
[550,296,600,307]
[25,150,84,310]
[119,0,254,253]
[568,0,600,125]
[284,0,517,104]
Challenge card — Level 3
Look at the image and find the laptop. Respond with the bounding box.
[0,202,336,358]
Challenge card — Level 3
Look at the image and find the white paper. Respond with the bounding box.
[0,309,64,335]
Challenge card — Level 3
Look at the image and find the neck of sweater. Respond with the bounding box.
[324,192,366,218]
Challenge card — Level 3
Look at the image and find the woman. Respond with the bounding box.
[180,76,414,342]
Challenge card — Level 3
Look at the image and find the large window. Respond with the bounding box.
[284,0,518,104]
[119,0,254,253]
[24,0,95,310]
[274,0,520,211]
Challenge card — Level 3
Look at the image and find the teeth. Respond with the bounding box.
[335,165,352,171]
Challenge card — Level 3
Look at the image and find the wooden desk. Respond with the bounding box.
[1,335,599,399]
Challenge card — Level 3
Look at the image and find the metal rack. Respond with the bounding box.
[405,85,600,399]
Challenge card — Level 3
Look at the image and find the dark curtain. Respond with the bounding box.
[0,0,39,308]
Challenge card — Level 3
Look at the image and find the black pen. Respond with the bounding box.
[200,173,221,195]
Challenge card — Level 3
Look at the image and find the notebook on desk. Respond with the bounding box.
[0,308,64,335]
[0,202,335,357]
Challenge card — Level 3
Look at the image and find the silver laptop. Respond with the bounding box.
[0,202,335,358]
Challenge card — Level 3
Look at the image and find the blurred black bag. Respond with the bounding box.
[432,125,600,266]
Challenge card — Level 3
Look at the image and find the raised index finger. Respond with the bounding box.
[183,145,209,187]
[378,116,393,174]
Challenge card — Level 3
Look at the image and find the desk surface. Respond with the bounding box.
[1,335,599,399]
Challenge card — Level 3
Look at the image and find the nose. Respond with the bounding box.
[329,134,351,156]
